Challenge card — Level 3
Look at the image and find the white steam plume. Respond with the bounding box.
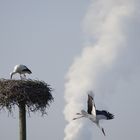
[64,0,139,140]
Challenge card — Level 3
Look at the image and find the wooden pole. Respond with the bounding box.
[19,102,26,140]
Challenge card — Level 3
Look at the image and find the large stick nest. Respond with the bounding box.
[0,79,53,115]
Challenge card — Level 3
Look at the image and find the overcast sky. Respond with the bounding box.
[0,0,140,140]
[0,1,89,140]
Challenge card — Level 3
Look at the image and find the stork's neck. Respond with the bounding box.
[10,72,16,79]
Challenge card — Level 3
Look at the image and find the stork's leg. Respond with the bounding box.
[20,74,23,80]
[96,123,106,136]
[24,74,26,79]
[101,128,106,136]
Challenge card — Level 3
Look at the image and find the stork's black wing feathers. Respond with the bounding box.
[22,68,32,74]
[87,95,93,114]
[96,110,114,120]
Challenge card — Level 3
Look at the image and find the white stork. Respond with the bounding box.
[73,91,114,136]
[10,64,32,79]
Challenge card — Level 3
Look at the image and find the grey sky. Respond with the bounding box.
[64,0,140,140]
[0,0,140,140]
[0,0,89,140]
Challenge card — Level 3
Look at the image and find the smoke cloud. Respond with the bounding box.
[64,0,140,140]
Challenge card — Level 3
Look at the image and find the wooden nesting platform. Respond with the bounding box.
[0,79,53,115]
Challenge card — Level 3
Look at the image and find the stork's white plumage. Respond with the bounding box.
[10,64,32,79]
[73,91,114,136]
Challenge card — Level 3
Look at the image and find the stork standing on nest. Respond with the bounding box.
[10,64,32,79]
[73,91,114,136]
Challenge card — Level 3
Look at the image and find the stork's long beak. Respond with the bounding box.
[76,113,81,115]
[72,115,84,121]
[73,118,77,120]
